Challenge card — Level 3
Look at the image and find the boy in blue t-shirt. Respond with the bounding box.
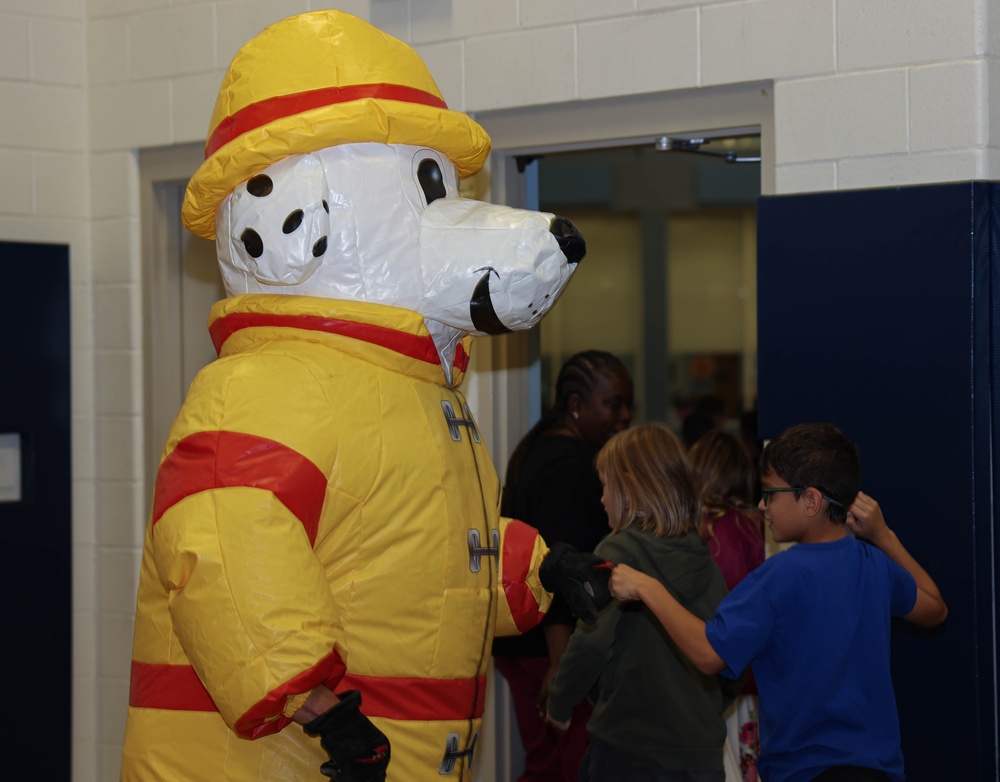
[609,423,947,782]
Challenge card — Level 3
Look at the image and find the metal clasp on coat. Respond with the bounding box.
[467,529,500,573]
[441,401,481,443]
[439,731,479,775]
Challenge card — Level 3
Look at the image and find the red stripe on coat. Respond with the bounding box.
[152,431,327,546]
[128,661,485,733]
[209,311,442,366]
[129,661,217,711]
[206,83,449,158]
[501,519,546,633]
[338,673,488,721]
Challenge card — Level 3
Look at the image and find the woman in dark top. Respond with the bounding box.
[494,350,633,782]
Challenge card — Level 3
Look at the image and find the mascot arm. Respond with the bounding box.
[149,358,346,737]
[494,517,553,637]
[152,486,345,736]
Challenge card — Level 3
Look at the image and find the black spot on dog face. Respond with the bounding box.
[322,200,329,213]
[240,228,264,258]
[283,210,304,234]
[417,159,447,205]
[246,175,273,197]
[312,236,328,257]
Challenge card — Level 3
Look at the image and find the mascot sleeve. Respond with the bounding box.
[148,354,345,737]
[494,516,553,637]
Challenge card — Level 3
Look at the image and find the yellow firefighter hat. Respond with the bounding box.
[182,10,492,240]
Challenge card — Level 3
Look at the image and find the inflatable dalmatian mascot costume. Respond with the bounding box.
[120,10,610,782]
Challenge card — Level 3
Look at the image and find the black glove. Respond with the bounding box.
[304,690,390,782]
[539,542,615,624]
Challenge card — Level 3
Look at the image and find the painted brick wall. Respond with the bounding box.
[0,1,995,779]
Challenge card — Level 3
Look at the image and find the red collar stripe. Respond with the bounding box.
[210,311,442,367]
[206,83,449,158]
[152,430,326,546]
[499,519,546,633]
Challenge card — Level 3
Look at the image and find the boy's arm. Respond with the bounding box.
[609,564,725,675]
[847,491,948,628]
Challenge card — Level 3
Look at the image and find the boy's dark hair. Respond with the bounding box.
[759,423,861,523]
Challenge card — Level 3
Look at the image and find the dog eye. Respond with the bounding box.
[417,159,447,205]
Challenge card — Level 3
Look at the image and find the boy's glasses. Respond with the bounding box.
[761,486,846,508]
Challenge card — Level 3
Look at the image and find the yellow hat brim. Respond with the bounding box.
[182,98,491,241]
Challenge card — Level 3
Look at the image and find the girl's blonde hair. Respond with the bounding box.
[596,423,699,537]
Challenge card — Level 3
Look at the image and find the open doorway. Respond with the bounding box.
[534,136,761,435]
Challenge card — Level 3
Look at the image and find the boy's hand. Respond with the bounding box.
[609,563,650,602]
[846,491,890,545]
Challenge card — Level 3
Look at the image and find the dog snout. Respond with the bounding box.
[549,216,586,264]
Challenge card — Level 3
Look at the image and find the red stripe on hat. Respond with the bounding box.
[500,520,546,633]
[209,311,442,366]
[206,83,449,158]
[152,430,327,546]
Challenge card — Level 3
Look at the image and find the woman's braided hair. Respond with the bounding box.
[501,350,628,516]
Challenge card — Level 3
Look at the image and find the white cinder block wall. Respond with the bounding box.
[0,0,994,780]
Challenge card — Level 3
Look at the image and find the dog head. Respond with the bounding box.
[215,143,583,336]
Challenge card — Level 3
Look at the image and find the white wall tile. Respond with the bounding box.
[97,479,146,548]
[368,0,409,41]
[89,79,173,152]
[702,0,835,85]
[73,544,97,613]
[99,548,141,614]
[73,608,97,679]
[411,0,518,44]
[988,57,1000,150]
[838,0,978,71]
[93,284,138,350]
[910,60,984,152]
[838,149,984,190]
[34,152,89,218]
[0,150,34,215]
[92,218,137,284]
[416,41,464,110]
[87,16,129,87]
[465,27,577,112]
[980,147,1000,180]
[129,5,215,81]
[73,475,97,546]
[87,0,162,19]
[1,0,82,19]
[773,70,908,164]
[0,14,29,79]
[578,11,698,100]
[90,152,138,221]
[215,0,306,70]
[0,82,85,150]
[521,0,637,27]
[72,343,95,417]
[773,161,838,194]
[98,611,135,678]
[639,0,722,9]
[95,414,142,481]
[73,410,97,482]
[172,70,224,144]
[31,18,85,85]
[95,351,140,415]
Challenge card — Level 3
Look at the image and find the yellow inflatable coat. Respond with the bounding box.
[121,294,551,781]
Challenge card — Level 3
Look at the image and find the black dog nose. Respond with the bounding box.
[549,216,586,264]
